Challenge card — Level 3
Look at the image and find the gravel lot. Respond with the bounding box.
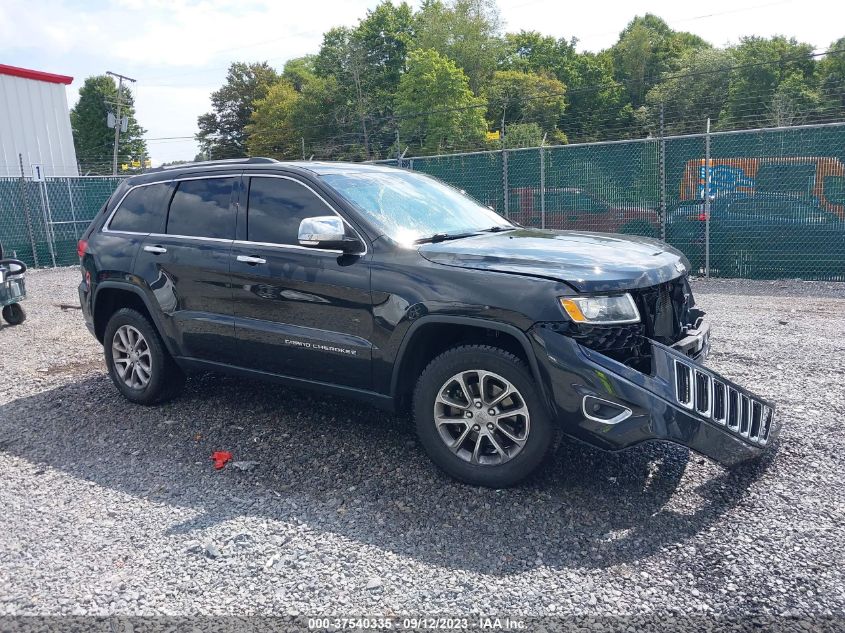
[1,267,843,626]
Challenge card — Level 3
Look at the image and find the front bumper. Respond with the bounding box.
[529,323,779,466]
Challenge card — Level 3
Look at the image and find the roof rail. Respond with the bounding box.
[150,157,279,172]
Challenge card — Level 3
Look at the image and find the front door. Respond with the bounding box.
[229,174,373,389]
[133,175,238,363]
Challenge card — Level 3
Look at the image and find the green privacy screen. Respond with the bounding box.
[3,123,844,280]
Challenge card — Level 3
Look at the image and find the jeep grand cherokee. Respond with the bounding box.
[78,158,778,487]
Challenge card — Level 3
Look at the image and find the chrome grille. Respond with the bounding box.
[673,359,774,446]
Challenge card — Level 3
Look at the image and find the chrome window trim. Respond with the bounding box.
[232,239,342,254]
[102,174,240,237]
[241,174,367,256]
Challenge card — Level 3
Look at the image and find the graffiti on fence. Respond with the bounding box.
[680,157,845,217]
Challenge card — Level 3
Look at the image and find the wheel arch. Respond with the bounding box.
[389,316,552,415]
[93,282,174,354]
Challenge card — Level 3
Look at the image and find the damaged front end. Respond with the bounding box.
[530,278,779,465]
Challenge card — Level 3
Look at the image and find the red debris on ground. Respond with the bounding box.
[211,451,233,470]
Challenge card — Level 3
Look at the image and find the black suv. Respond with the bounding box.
[78,158,779,487]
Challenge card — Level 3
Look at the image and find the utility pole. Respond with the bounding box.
[106,71,136,175]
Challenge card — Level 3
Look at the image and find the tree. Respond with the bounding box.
[396,49,487,154]
[501,122,547,148]
[414,0,502,93]
[639,47,735,134]
[486,70,566,139]
[610,14,710,108]
[196,62,280,159]
[818,37,845,115]
[719,36,818,129]
[70,75,147,174]
[246,80,302,159]
[282,56,318,91]
[499,31,630,142]
[312,3,415,158]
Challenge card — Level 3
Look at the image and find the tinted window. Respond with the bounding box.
[247,177,333,245]
[166,178,235,239]
[109,184,170,233]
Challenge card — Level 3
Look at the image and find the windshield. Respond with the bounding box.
[320,170,512,243]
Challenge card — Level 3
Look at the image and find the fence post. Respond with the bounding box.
[37,180,57,267]
[502,149,509,218]
[659,103,667,241]
[66,178,80,239]
[539,146,546,229]
[704,118,711,278]
[17,153,39,267]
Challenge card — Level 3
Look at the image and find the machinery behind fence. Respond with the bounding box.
[2,122,845,280]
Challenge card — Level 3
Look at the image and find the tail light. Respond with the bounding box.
[77,239,88,259]
[697,212,709,222]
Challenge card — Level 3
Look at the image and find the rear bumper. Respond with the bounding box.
[528,324,779,466]
[78,281,96,337]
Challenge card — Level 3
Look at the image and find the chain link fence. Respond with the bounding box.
[2,122,844,280]
[388,121,845,281]
[0,176,124,267]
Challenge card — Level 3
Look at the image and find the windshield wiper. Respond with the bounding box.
[481,225,515,233]
[414,232,478,244]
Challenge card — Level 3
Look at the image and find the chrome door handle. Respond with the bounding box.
[143,245,167,254]
[236,255,266,265]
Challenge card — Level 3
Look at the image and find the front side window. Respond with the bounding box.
[166,177,235,239]
[109,183,170,233]
[247,177,334,245]
[320,170,511,244]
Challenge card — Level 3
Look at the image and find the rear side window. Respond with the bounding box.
[108,184,170,233]
[166,177,235,239]
[247,177,334,245]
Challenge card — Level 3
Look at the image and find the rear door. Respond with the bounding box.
[133,174,239,363]
[229,174,373,388]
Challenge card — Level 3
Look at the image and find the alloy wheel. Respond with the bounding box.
[111,324,152,389]
[433,369,531,465]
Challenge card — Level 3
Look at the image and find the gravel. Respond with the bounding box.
[1,267,843,625]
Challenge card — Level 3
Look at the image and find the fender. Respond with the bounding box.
[389,315,555,417]
[93,280,179,357]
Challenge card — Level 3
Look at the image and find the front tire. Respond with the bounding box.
[413,345,554,487]
[104,308,184,405]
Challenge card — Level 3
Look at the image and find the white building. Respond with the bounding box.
[0,64,78,178]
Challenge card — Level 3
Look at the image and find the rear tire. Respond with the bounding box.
[413,345,554,488]
[2,303,25,325]
[104,308,184,405]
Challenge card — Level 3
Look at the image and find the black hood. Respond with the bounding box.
[418,229,690,293]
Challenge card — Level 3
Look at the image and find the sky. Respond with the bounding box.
[2,0,843,165]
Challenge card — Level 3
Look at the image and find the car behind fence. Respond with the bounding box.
[2,122,844,280]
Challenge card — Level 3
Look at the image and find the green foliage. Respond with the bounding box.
[231,4,844,161]
[246,80,302,159]
[196,62,280,159]
[501,122,543,148]
[486,70,566,137]
[396,49,487,154]
[414,0,502,93]
[610,14,710,108]
[819,38,845,112]
[719,36,817,129]
[70,75,147,174]
[640,48,735,134]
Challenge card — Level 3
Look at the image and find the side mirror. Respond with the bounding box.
[298,216,362,253]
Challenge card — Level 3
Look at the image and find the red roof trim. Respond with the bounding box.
[0,64,73,85]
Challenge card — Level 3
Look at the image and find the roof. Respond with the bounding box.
[277,161,402,175]
[0,64,73,85]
